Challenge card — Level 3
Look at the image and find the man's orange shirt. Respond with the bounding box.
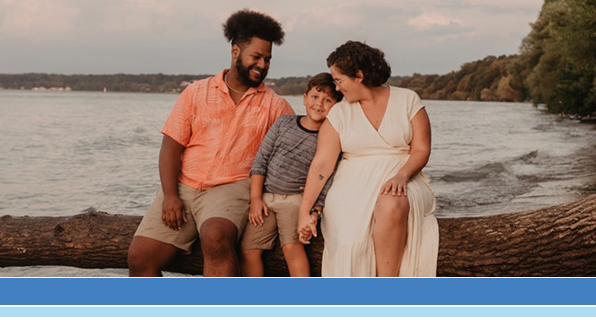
[162,70,295,190]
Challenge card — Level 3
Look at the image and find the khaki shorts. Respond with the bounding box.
[134,179,250,254]
[240,193,302,251]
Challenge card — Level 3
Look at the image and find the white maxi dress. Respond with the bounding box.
[322,86,439,277]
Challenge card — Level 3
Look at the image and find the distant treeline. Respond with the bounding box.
[1,0,593,117]
[0,54,522,101]
[0,73,211,93]
[389,55,523,102]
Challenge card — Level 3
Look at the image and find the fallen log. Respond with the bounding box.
[1,194,595,276]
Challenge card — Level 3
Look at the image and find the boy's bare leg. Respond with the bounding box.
[241,249,265,277]
[282,244,310,277]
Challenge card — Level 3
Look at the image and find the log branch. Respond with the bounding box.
[1,194,595,276]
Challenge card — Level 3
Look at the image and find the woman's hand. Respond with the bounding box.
[248,197,268,227]
[380,172,410,197]
[298,210,318,244]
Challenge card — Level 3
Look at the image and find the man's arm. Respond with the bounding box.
[159,134,187,230]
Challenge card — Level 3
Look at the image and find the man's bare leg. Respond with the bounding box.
[200,217,240,277]
[128,236,180,277]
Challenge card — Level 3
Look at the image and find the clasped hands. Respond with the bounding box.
[298,210,319,244]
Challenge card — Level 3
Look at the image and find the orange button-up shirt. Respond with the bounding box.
[162,69,295,190]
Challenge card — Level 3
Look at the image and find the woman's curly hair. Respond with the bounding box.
[327,41,391,87]
[223,9,285,46]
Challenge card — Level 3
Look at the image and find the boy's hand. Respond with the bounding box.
[299,227,312,244]
[161,194,187,230]
[248,197,269,227]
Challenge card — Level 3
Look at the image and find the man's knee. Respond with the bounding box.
[128,236,146,261]
[128,238,152,274]
[127,236,177,276]
[200,218,238,257]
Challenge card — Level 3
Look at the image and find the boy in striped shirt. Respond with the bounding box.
[241,73,342,277]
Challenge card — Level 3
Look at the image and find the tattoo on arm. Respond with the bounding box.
[319,174,324,180]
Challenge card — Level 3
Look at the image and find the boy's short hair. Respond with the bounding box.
[305,73,343,102]
[223,9,285,46]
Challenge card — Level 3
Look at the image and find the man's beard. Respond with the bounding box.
[236,55,267,87]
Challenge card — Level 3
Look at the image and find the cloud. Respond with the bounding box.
[407,12,464,31]
[462,0,543,10]
[0,0,79,41]
[99,0,179,33]
[0,0,544,77]
[419,22,474,40]
[299,5,366,28]
[283,19,298,32]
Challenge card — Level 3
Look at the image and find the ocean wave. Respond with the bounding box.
[436,151,546,212]
[74,133,157,153]
[439,162,513,183]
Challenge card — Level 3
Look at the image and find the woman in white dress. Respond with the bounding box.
[297,41,439,277]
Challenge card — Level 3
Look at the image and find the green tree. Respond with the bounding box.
[514,0,596,117]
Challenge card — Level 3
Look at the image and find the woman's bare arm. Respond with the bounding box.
[380,108,431,197]
[297,119,341,242]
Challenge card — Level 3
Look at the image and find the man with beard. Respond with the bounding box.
[127,9,294,277]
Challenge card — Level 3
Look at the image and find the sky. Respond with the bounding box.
[0,0,544,78]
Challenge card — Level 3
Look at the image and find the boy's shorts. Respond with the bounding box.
[240,193,302,251]
[134,179,250,254]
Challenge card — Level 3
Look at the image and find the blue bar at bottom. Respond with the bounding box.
[2,306,596,317]
[1,278,595,305]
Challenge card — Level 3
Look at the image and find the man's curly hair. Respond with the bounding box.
[327,41,391,87]
[223,9,285,46]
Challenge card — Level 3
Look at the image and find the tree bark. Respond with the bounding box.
[1,194,595,277]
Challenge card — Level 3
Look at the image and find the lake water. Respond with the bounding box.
[1,89,595,276]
